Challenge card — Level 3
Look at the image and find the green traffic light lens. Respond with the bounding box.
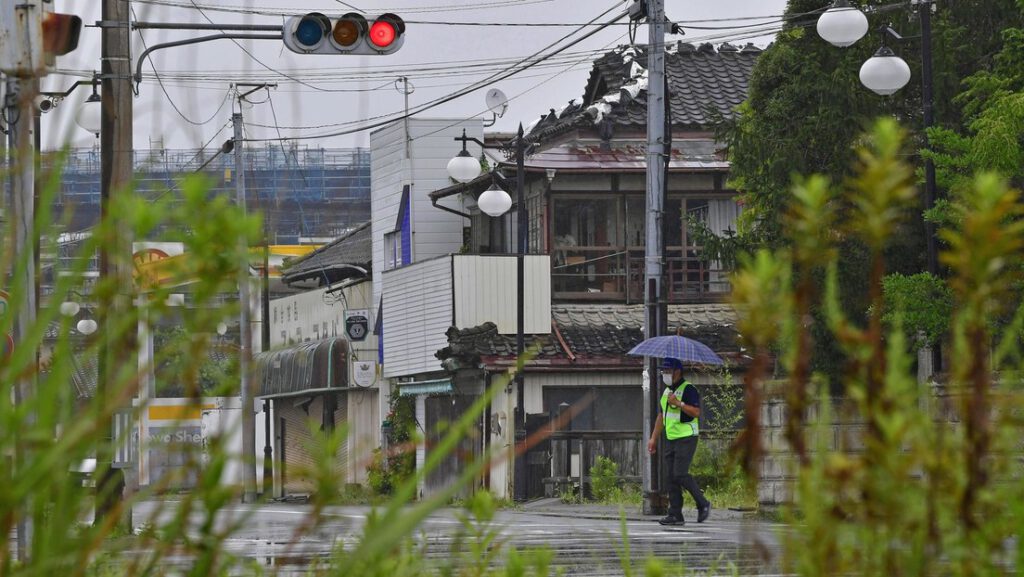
[295,17,325,47]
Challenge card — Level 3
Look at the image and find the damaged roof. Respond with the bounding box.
[439,303,741,370]
[525,42,761,142]
[282,221,372,286]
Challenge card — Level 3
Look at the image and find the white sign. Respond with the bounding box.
[0,0,44,77]
[352,360,377,387]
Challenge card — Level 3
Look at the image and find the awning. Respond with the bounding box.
[254,337,349,398]
[397,378,453,396]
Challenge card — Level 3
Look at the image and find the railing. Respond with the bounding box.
[551,246,732,303]
[543,430,643,498]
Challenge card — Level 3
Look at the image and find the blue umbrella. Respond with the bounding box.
[627,335,724,366]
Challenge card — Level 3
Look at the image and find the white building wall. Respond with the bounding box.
[370,119,482,315]
[452,255,552,335]
[381,256,453,378]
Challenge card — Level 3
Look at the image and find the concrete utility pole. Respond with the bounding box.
[641,0,667,516]
[233,110,257,503]
[95,0,134,524]
[7,73,38,565]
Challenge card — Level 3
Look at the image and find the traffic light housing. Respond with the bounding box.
[42,11,82,65]
[282,12,405,55]
[0,0,81,77]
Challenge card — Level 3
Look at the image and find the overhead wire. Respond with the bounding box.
[130,3,233,125]
[243,1,629,142]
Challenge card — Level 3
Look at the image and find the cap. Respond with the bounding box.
[661,358,684,370]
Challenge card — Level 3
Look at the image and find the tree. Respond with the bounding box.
[717,0,1024,377]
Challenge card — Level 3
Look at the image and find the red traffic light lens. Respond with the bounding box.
[369,20,397,47]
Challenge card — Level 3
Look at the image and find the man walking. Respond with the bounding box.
[647,358,711,525]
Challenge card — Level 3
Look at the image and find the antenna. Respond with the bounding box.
[484,88,509,127]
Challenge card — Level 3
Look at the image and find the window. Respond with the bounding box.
[384,230,401,270]
[543,386,642,431]
[551,197,626,297]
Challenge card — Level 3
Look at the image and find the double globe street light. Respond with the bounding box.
[446,124,530,501]
[817,0,938,275]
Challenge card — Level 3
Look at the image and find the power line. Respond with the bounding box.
[244,1,628,142]
[131,3,233,125]
[130,0,558,17]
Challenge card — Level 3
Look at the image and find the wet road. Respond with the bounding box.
[132,501,787,576]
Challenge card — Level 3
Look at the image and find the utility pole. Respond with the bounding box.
[7,73,37,565]
[641,0,667,516]
[233,110,257,503]
[95,0,134,525]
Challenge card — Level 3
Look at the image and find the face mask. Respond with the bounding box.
[662,373,674,385]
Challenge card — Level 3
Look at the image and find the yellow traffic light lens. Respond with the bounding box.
[333,20,360,46]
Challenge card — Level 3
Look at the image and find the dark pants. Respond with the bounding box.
[663,435,708,518]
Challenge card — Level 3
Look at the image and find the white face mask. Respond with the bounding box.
[662,372,674,385]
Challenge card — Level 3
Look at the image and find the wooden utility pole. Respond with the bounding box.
[95,0,133,524]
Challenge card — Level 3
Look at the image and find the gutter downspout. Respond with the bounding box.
[552,320,576,362]
[431,195,472,219]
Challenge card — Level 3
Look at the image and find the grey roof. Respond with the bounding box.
[526,42,761,142]
[282,221,372,285]
[440,304,740,369]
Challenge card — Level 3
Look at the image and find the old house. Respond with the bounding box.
[375,42,759,499]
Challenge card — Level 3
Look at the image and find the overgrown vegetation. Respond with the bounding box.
[366,394,416,495]
[732,119,1024,576]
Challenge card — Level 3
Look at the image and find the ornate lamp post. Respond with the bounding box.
[447,125,529,501]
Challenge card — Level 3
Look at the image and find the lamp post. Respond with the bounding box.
[447,125,528,502]
[817,0,938,276]
[36,74,102,136]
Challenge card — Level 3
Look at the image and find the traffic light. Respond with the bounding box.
[0,0,81,76]
[282,12,405,55]
[42,11,82,66]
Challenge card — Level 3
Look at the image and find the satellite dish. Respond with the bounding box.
[485,88,509,118]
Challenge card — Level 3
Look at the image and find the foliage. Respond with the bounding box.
[731,119,1024,576]
[152,325,237,397]
[366,394,416,495]
[880,273,954,348]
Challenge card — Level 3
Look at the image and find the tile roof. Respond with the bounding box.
[440,304,740,369]
[282,221,372,285]
[520,139,727,172]
[526,42,761,142]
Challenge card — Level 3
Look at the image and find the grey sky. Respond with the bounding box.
[44,0,788,152]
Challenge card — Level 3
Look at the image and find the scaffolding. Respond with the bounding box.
[48,144,372,241]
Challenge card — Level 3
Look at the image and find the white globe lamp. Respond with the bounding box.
[76,318,98,335]
[447,150,481,183]
[859,47,911,95]
[817,0,869,48]
[59,301,81,317]
[477,184,512,217]
[75,91,102,136]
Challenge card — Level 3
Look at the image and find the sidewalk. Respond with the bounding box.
[519,497,755,523]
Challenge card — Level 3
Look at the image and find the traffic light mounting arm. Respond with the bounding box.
[132,32,281,93]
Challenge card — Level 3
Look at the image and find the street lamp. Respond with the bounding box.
[60,297,98,335]
[817,0,938,276]
[446,125,529,502]
[37,74,102,136]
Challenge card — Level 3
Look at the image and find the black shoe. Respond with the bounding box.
[697,503,711,523]
[659,515,685,526]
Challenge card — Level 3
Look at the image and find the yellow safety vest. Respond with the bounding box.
[661,381,699,440]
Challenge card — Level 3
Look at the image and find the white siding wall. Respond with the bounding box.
[346,388,379,485]
[381,256,454,378]
[370,119,482,314]
[452,254,552,335]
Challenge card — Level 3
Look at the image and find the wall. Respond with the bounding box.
[370,119,483,318]
[381,255,453,378]
[452,254,552,335]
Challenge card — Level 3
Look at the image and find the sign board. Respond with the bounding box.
[344,309,370,342]
[352,360,377,387]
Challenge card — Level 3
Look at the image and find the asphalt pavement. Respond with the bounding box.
[126,498,787,576]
